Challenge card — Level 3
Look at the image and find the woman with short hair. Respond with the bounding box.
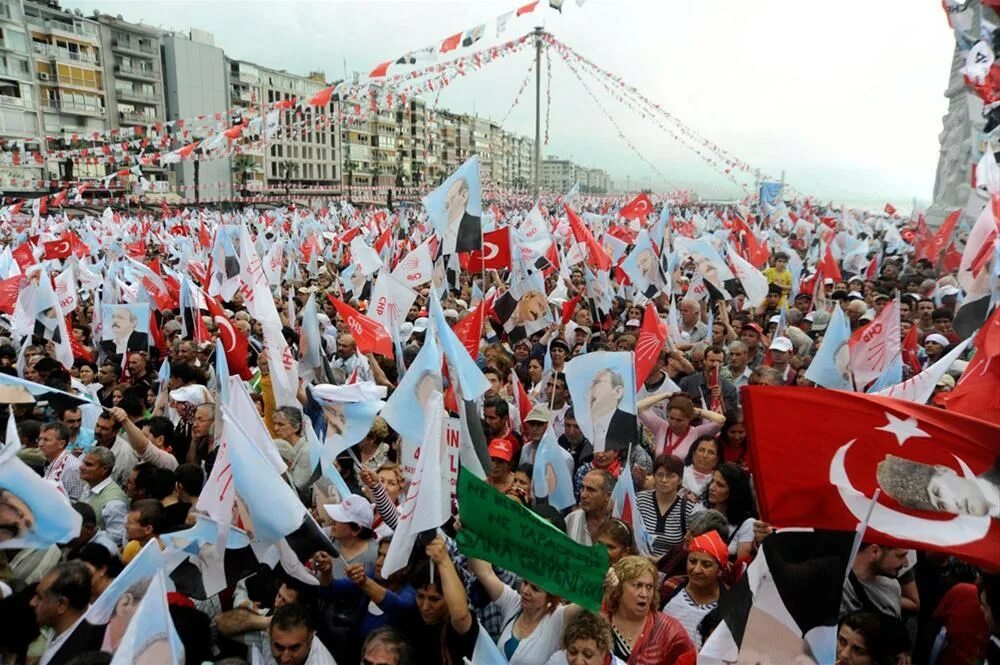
[602,556,695,664]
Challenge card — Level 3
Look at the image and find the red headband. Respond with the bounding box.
[689,531,728,565]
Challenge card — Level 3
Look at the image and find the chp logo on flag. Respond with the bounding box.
[743,386,1000,570]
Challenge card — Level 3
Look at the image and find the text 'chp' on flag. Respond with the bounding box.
[742,385,1000,570]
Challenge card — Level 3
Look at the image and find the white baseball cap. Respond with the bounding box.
[323,494,373,529]
[412,317,429,333]
[769,336,794,353]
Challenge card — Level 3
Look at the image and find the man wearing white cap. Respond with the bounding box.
[518,405,550,466]
[768,336,797,385]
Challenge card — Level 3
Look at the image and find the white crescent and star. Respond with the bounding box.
[829,440,990,546]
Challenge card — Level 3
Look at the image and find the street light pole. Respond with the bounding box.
[533,26,543,201]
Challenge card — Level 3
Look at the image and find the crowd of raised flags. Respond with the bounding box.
[0,150,997,665]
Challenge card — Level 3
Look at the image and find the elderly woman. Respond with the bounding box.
[637,393,725,458]
[603,556,695,664]
[468,555,581,664]
[270,405,312,492]
[661,531,727,649]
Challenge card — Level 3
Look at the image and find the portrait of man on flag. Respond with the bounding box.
[423,155,482,256]
[0,444,81,549]
[565,351,638,453]
[621,229,667,298]
[876,454,1000,519]
[100,303,150,357]
[492,272,551,342]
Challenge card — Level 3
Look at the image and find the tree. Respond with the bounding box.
[279,159,298,201]
[231,155,260,198]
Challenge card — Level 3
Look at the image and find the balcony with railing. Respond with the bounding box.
[27,16,100,42]
[43,99,104,116]
[115,87,158,102]
[114,62,158,80]
[111,37,156,55]
[0,93,31,109]
[32,43,99,65]
[47,73,101,90]
[119,110,158,124]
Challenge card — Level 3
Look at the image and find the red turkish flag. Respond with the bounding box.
[148,311,168,357]
[43,236,72,260]
[452,292,495,360]
[744,386,1000,570]
[561,293,583,325]
[516,1,539,16]
[634,303,667,389]
[943,353,1000,426]
[327,296,393,357]
[440,33,462,53]
[463,227,511,272]
[369,61,391,78]
[565,204,611,271]
[901,321,922,374]
[619,193,654,220]
[819,243,842,284]
[0,276,21,314]
[204,296,252,379]
[929,210,961,260]
[307,86,334,107]
[884,203,897,216]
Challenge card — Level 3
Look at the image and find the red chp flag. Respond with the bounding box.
[463,227,511,272]
[743,386,1000,570]
[619,193,654,220]
[634,303,667,389]
[203,296,252,379]
[452,291,495,361]
[327,296,393,358]
[565,204,611,271]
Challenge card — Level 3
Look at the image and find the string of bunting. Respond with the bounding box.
[555,48,679,192]
[544,45,553,145]
[500,55,536,125]
[547,35,783,190]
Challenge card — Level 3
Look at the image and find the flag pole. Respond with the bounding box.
[533,26,544,202]
[842,489,880,585]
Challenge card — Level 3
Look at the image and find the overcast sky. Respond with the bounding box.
[64,0,954,208]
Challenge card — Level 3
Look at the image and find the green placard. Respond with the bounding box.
[455,467,608,612]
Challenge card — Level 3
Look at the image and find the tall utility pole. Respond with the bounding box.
[533,26,543,201]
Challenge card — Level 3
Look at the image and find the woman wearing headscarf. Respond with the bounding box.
[661,531,727,649]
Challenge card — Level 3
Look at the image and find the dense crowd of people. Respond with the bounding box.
[0,193,997,665]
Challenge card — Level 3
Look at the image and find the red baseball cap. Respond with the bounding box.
[488,438,514,462]
[743,323,763,336]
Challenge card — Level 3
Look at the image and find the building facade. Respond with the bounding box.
[161,29,231,200]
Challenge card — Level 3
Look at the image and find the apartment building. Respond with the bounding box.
[161,29,231,200]
[541,156,576,192]
[0,0,43,192]
[228,58,340,193]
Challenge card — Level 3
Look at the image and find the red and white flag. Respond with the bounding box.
[744,386,1000,570]
[619,193,654,220]
[848,298,901,390]
[327,296,394,358]
[634,303,667,389]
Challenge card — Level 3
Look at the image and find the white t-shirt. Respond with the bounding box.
[682,466,713,499]
[662,588,718,649]
[728,517,755,557]
[495,584,568,665]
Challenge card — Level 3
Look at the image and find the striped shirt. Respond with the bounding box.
[635,490,695,558]
[662,588,718,649]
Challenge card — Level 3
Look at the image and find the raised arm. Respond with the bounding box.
[426,536,472,635]
[467,557,507,603]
